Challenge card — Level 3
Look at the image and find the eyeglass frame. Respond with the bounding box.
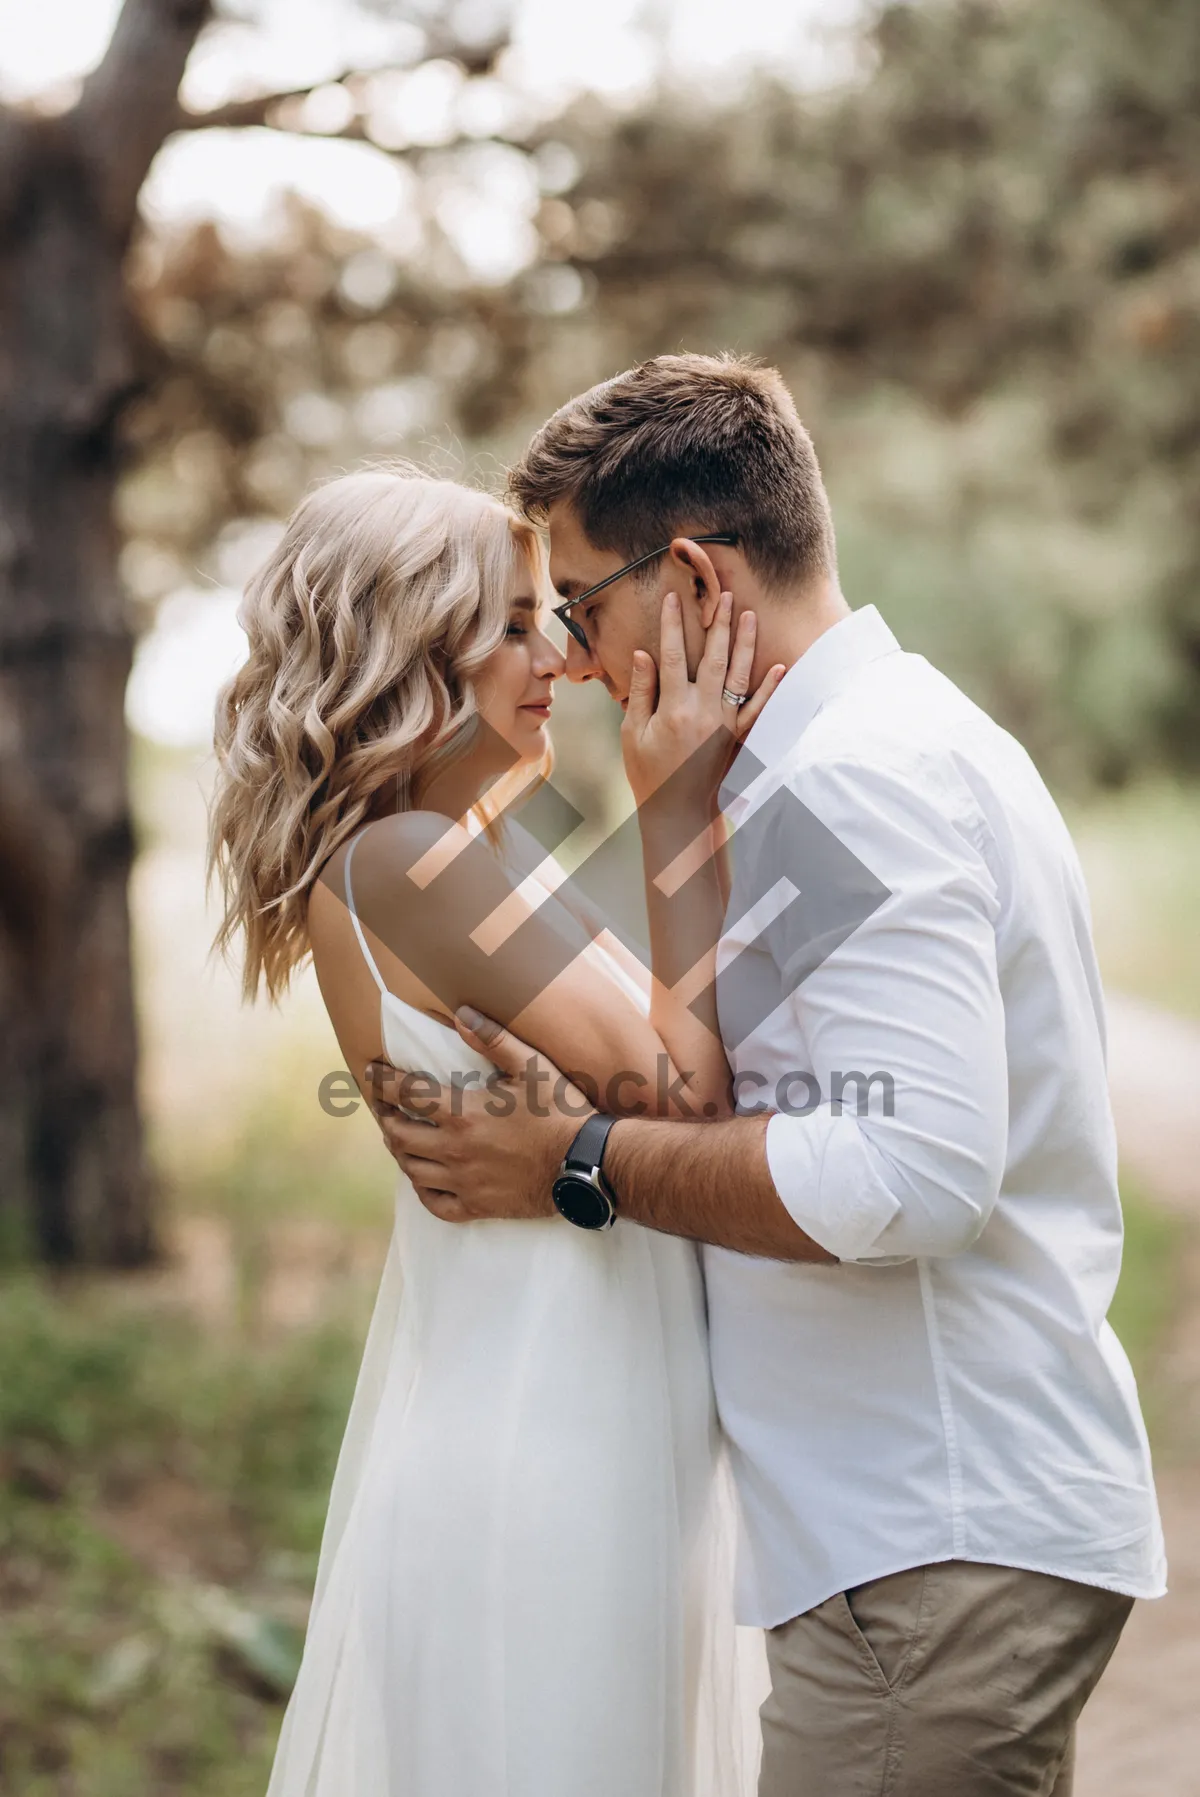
[551,533,739,651]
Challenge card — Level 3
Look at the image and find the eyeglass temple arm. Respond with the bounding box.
[557,533,738,614]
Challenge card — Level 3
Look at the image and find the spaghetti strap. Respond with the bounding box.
[343,830,387,995]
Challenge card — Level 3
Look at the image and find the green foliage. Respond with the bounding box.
[549,0,1200,787]
[121,0,1200,793]
[0,1274,361,1795]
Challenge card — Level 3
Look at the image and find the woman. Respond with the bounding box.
[208,467,773,1796]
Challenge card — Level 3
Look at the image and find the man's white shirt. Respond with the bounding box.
[708,602,1166,1629]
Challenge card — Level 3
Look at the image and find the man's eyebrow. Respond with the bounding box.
[553,577,582,601]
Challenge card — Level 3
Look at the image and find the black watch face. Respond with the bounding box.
[552,1174,613,1231]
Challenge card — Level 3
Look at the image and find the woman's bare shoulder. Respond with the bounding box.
[352,810,471,873]
[306,814,471,1023]
[310,811,470,908]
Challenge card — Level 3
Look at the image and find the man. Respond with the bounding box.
[369,354,1165,1794]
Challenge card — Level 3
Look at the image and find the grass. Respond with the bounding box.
[0,1269,363,1797]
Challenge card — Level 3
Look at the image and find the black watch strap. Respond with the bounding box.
[562,1112,617,1177]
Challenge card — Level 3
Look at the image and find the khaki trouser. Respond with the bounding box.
[759,1560,1134,1796]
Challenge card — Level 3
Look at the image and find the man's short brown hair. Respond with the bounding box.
[507,352,836,592]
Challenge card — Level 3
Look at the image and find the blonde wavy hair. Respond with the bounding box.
[207,466,546,1002]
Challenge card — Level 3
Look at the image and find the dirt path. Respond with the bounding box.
[1075,993,1200,1797]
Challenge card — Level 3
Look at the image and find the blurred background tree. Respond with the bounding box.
[0,0,518,1267]
[2,0,1198,1266]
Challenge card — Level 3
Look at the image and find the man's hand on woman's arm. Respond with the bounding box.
[366,1009,835,1263]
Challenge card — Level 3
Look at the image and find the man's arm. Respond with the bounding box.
[741,749,1009,1263]
[365,1021,833,1261]
[604,1109,836,1262]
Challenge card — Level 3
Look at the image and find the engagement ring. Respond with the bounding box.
[722,687,749,707]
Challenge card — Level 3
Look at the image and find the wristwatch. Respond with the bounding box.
[551,1113,619,1230]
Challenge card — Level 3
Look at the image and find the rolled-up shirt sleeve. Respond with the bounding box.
[757,752,1009,1263]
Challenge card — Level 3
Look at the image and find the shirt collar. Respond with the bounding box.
[720,604,901,821]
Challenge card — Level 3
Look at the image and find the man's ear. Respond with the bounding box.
[670,538,722,625]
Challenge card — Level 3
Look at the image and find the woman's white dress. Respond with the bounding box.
[263,833,764,1797]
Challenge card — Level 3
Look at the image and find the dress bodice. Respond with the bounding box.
[379,991,495,1089]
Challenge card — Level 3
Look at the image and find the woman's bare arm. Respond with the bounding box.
[308,812,722,1122]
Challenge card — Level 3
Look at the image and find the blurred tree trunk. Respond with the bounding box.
[0,0,211,1263]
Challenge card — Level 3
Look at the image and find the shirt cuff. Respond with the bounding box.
[765,1110,903,1262]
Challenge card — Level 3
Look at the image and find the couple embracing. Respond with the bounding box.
[209,353,1165,1796]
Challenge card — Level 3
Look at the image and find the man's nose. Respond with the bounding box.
[563,633,599,683]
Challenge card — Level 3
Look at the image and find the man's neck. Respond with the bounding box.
[749,575,852,690]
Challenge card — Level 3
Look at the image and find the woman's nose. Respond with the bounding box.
[534,629,567,679]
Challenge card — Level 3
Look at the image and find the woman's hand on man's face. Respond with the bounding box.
[619,552,785,815]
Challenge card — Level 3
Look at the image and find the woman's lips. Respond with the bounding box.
[520,702,552,718]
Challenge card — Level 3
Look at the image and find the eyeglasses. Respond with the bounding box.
[552,534,739,651]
